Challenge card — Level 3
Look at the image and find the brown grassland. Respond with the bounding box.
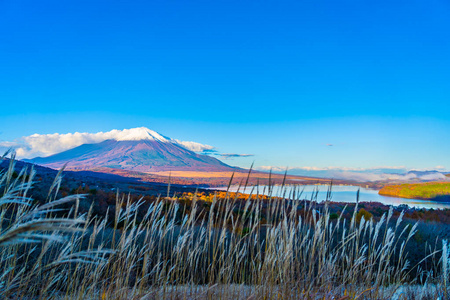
[1,153,449,299]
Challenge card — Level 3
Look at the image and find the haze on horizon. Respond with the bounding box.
[1,0,449,172]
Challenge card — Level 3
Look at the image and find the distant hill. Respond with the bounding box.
[379,182,450,201]
[25,127,235,172]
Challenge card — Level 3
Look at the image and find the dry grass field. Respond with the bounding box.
[1,153,449,299]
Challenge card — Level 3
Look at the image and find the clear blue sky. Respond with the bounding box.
[1,0,449,170]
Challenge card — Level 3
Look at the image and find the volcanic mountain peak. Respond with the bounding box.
[113,127,170,142]
[26,129,234,172]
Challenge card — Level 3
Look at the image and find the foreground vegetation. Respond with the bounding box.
[379,182,450,201]
[1,154,449,299]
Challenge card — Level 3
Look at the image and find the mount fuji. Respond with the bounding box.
[26,127,235,172]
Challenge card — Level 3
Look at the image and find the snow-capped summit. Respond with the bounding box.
[113,127,170,142]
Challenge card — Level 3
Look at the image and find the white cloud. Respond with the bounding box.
[0,127,216,159]
[172,140,215,153]
[218,153,254,160]
[417,173,447,181]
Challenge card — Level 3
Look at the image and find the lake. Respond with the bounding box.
[216,184,450,210]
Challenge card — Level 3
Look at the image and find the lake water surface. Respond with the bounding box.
[217,184,450,210]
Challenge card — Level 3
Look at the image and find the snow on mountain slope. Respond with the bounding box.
[113,127,171,142]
